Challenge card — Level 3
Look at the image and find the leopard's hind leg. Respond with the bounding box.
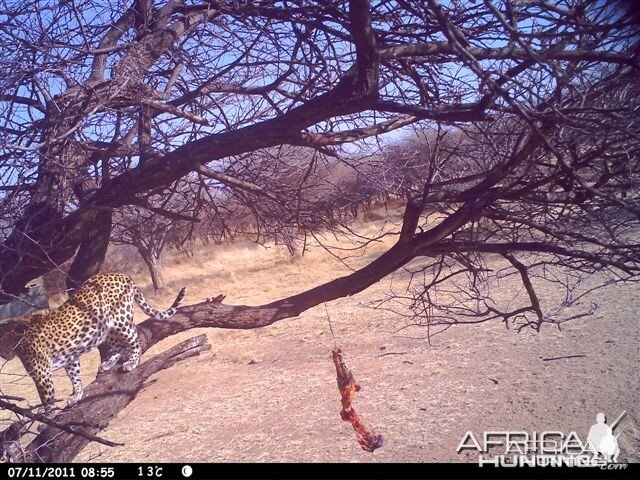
[103,318,141,372]
[98,336,122,373]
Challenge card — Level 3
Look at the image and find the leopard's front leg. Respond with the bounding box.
[64,357,84,406]
[22,353,56,417]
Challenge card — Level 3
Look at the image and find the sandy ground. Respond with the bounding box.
[1,212,639,463]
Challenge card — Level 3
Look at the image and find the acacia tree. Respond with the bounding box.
[0,0,639,462]
[112,209,188,291]
[110,180,204,290]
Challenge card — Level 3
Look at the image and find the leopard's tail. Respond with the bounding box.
[133,284,187,320]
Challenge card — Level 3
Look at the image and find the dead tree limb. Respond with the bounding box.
[1,398,123,463]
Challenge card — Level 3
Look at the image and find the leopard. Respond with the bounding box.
[0,273,186,414]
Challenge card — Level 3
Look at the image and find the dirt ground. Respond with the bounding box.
[2,212,639,463]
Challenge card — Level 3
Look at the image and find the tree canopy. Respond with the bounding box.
[0,0,638,328]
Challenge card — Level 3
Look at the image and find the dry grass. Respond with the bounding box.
[1,207,638,462]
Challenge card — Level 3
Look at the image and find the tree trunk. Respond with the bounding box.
[148,259,165,291]
[138,247,165,291]
[67,209,113,291]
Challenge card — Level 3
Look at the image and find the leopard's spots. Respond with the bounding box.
[0,273,186,413]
